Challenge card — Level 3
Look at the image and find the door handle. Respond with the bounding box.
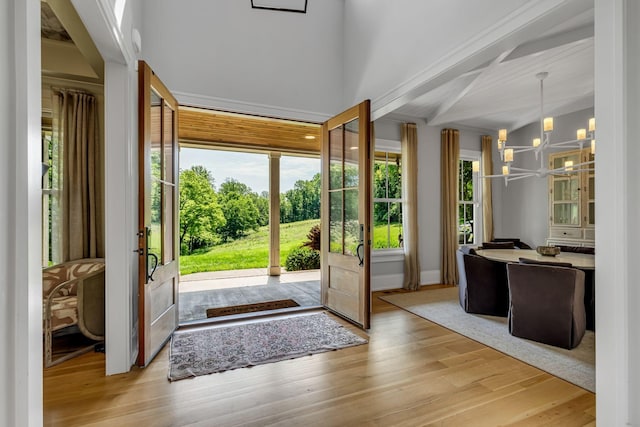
[144,226,159,282]
[356,243,364,266]
[147,252,158,281]
[356,223,365,266]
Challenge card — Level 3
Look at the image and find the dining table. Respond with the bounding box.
[474,248,595,269]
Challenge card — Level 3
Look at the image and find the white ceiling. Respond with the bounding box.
[387,8,594,133]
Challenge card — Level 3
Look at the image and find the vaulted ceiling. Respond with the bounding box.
[387,8,594,133]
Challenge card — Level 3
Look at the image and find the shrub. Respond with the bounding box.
[302,224,321,251]
[285,247,320,271]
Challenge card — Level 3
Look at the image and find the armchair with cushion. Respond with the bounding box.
[456,247,509,316]
[506,262,586,349]
[43,258,105,367]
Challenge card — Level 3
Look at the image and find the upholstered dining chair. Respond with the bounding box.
[556,245,596,330]
[43,258,105,367]
[506,262,586,349]
[491,238,533,249]
[456,247,509,316]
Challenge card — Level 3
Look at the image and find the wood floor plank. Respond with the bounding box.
[43,289,595,426]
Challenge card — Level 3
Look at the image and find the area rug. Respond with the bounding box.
[379,287,595,392]
[206,299,300,318]
[168,312,368,381]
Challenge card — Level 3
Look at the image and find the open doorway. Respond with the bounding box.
[40,0,106,367]
[177,121,322,324]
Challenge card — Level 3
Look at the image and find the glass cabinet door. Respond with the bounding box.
[586,152,595,226]
[550,151,581,226]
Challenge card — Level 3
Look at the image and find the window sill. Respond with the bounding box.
[372,250,404,263]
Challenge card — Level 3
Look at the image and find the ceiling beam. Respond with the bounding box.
[371,0,594,121]
[46,0,104,81]
[427,48,515,125]
[457,24,593,79]
[504,24,594,63]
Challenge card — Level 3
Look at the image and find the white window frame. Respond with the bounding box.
[372,139,404,262]
[459,149,483,247]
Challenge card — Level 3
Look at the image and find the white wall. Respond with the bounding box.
[493,108,594,247]
[139,0,344,119]
[595,0,640,423]
[2,0,43,425]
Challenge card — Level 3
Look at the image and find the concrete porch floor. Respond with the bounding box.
[179,268,320,292]
[178,269,321,324]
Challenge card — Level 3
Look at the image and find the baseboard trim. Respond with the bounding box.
[371,273,403,291]
[371,269,440,291]
[420,269,441,285]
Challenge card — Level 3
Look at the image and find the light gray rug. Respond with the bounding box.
[379,287,595,392]
[168,313,368,381]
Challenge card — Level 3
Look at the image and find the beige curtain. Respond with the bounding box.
[52,89,104,262]
[401,123,421,290]
[440,129,459,285]
[481,135,494,243]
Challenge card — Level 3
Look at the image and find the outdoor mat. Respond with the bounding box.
[168,312,368,381]
[206,299,300,318]
[379,287,595,392]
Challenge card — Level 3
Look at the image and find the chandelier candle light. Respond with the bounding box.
[472,72,595,185]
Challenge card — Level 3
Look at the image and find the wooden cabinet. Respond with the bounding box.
[547,148,595,247]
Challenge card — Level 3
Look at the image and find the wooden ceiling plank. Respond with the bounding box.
[178,107,321,154]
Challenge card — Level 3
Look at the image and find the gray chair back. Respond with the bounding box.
[507,263,586,349]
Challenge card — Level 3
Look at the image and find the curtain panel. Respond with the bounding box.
[481,135,494,243]
[440,129,459,285]
[401,123,421,290]
[52,89,104,262]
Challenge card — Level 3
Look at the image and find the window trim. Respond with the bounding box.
[373,140,403,252]
[459,149,483,247]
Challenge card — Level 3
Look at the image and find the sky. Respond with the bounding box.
[179,147,320,194]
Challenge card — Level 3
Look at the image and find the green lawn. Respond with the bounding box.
[179,219,319,275]
[179,219,403,275]
[372,223,403,249]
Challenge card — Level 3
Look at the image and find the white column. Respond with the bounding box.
[3,0,43,425]
[269,152,281,276]
[595,0,640,424]
[104,61,137,375]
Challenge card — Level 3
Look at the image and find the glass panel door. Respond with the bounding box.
[137,61,180,367]
[321,100,371,329]
[550,151,581,227]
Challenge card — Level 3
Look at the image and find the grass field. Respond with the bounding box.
[179,219,402,275]
[179,219,319,275]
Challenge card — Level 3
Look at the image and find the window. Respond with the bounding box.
[373,151,402,250]
[458,151,482,245]
[42,127,61,266]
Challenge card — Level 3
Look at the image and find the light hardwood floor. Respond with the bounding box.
[43,289,596,426]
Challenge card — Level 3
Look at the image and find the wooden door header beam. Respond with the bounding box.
[178,106,321,155]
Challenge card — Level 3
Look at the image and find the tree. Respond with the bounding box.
[179,166,225,254]
[189,165,215,188]
[216,178,260,241]
[219,179,252,197]
[251,191,269,227]
[280,173,321,223]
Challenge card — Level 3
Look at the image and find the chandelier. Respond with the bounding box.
[473,72,595,185]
